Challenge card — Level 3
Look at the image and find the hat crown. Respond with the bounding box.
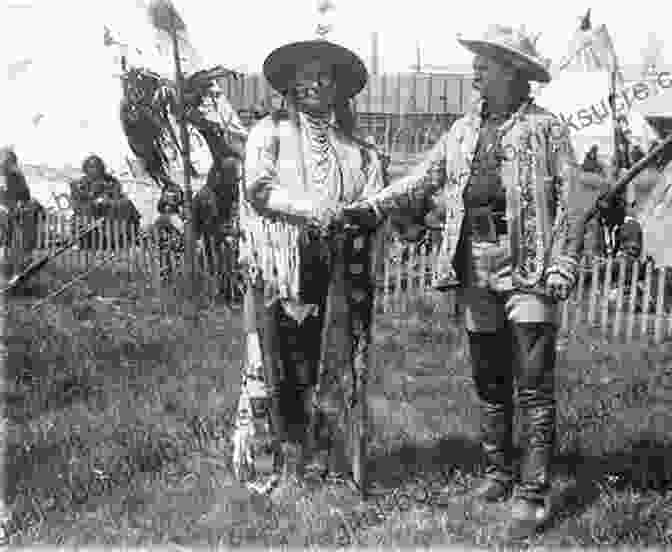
[263,39,368,98]
[480,24,543,60]
[457,23,552,80]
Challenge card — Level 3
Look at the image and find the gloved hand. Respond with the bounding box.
[545,272,572,301]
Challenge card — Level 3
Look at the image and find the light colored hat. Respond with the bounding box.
[457,24,551,83]
[263,39,368,98]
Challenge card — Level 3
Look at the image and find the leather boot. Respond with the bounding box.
[506,322,557,540]
[505,399,555,541]
[467,330,515,502]
[475,399,515,501]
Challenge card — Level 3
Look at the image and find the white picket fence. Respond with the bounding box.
[374,241,672,344]
[5,212,672,343]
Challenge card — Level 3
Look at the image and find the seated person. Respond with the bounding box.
[70,155,140,223]
[70,155,140,248]
[0,147,31,206]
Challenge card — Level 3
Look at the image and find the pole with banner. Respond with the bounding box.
[148,0,197,309]
[610,68,623,179]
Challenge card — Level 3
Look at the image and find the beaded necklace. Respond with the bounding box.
[300,111,333,193]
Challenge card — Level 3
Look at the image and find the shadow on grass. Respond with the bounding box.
[367,435,485,490]
[367,433,672,524]
[545,438,672,530]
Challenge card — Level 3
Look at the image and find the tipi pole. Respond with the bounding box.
[163,3,197,308]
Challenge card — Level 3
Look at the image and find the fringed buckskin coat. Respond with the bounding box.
[367,99,584,292]
[233,111,387,477]
[239,113,386,303]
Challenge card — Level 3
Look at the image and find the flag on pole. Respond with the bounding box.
[558,14,624,90]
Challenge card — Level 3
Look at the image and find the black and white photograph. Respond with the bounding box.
[1,0,672,546]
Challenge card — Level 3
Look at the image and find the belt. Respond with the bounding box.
[466,206,507,242]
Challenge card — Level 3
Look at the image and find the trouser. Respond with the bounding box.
[462,287,558,503]
[257,297,325,446]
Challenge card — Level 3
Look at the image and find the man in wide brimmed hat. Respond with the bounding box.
[232,38,385,496]
[346,24,587,539]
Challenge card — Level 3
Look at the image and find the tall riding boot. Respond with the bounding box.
[507,322,557,540]
[468,330,515,502]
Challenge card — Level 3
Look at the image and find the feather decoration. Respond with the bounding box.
[147,0,187,36]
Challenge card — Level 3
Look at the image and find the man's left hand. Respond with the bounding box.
[545,273,572,301]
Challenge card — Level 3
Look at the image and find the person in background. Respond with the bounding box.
[0,147,43,273]
[582,144,605,175]
[614,115,632,174]
[0,147,31,206]
[69,154,140,248]
[70,155,138,221]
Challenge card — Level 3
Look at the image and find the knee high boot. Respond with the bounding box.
[468,330,515,501]
[511,322,557,504]
[506,322,557,541]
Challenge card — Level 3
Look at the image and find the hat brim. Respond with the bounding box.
[263,40,368,98]
[458,38,551,83]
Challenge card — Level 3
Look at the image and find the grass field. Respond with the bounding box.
[3,265,672,547]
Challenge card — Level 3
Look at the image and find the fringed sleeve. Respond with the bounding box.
[239,118,304,301]
[243,117,316,225]
[362,132,449,219]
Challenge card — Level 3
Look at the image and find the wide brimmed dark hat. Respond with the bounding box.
[263,39,368,98]
[457,24,551,83]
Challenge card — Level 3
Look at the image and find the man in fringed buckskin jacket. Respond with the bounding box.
[346,25,587,539]
[233,38,386,497]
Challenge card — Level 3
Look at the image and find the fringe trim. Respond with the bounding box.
[239,208,302,300]
[546,255,579,289]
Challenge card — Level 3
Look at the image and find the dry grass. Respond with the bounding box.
[3,267,672,547]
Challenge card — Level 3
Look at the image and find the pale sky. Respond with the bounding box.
[1,0,669,77]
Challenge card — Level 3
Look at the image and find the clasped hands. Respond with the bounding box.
[309,200,379,233]
[545,272,572,301]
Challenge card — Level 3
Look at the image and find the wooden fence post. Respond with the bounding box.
[626,259,641,342]
[612,256,627,340]
[641,261,654,340]
[0,227,10,528]
[654,266,667,343]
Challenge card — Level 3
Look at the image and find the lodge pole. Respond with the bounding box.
[168,8,197,309]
